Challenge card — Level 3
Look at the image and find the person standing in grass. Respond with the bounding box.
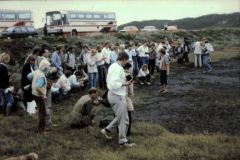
[101,52,136,147]
[193,40,203,68]
[0,53,14,116]
[159,48,170,94]
[28,59,51,133]
[124,62,134,136]
[202,39,214,73]
[87,49,99,88]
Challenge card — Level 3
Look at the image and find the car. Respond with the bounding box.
[1,26,38,38]
[119,26,139,33]
[141,26,159,32]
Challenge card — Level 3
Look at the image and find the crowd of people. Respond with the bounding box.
[0,37,214,147]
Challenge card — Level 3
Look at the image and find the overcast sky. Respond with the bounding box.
[0,0,239,28]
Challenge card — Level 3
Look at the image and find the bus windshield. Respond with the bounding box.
[46,12,62,26]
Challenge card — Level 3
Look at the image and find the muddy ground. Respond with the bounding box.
[51,58,240,136]
[133,58,240,135]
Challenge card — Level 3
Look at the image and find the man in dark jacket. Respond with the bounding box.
[182,37,191,63]
[21,55,36,107]
[0,53,14,116]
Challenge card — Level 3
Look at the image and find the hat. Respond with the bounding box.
[88,87,98,94]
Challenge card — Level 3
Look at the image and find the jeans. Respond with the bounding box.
[0,89,14,110]
[203,54,212,71]
[88,72,97,88]
[132,56,139,77]
[97,65,107,89]
[183,52,189,63]
[148,59,156,75]
[139,57,149,68]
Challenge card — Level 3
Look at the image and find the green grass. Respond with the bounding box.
[0,115,239,160]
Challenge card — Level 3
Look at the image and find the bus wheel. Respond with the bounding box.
[72,30,78,36]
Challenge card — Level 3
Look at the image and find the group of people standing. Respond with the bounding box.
[0,36,214,148]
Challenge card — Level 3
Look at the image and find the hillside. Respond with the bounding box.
[118,12,240,30]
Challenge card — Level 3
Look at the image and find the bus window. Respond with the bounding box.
[78,13,85,19]
[18,12,31,20]
[46,12,62,25]
[0,12,16,21]
[93,14,101,19]
[86,14,93,19]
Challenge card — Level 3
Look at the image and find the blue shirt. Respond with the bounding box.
[27,73,46,88]
[51,51,62,69]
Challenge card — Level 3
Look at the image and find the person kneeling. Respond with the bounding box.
[138,64,151,85]
[69,87,100,128]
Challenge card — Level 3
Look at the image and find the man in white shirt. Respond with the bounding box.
[101,52,136,148]
[137,42,149,68]
[101,43,111,72]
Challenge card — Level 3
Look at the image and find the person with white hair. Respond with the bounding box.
[27,59,51,133]
[0,52,14,116]
[193,41,203,67]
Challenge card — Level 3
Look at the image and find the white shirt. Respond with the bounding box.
[138,68,149,77]
[87,54,98,73]
[125,49,133,62]
[194,41,203,55]
[67,75,80,87]
[102,47,111,64]
[137,45,149,57]
[96,52,105,66]
[64,52,76,69]
[107,62,126,96]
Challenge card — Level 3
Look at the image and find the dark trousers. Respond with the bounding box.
[127,111,132,136]
[148,59,156,75]
[34,96,46,133]
[183,52,189,63]
[139,74,151,82]
[97,65,107,89]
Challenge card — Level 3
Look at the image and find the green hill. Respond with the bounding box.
[118,12,240,30]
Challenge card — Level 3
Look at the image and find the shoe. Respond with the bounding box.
[161,90,167,94]
[207,69,212,72]
[120,141,136,148]
[140,82,144,85]
[101,129,112,139]
[147,82,151,85]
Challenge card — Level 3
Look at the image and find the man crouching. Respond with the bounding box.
[69,87,100,128]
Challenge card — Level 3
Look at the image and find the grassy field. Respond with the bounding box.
[0,116,240,160]
[0,29,240,160]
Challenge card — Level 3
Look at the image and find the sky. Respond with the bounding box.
[0,0,239,28]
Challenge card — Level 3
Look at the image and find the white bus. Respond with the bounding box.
[0,10,33,32]
[45,10,117,36]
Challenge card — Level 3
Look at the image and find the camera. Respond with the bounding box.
[126,75,133,81]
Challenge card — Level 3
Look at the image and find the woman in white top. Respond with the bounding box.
[193,41,203,67]
[87,49,100,88]
[138,64,151,85]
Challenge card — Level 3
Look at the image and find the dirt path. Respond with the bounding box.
[133,58,240,135]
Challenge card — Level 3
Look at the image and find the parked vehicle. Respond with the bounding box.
[45,10,117,36]
[141,26,158,32]
[119,26,139,33]
[1,26,38,38]
[0,9,33,33]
